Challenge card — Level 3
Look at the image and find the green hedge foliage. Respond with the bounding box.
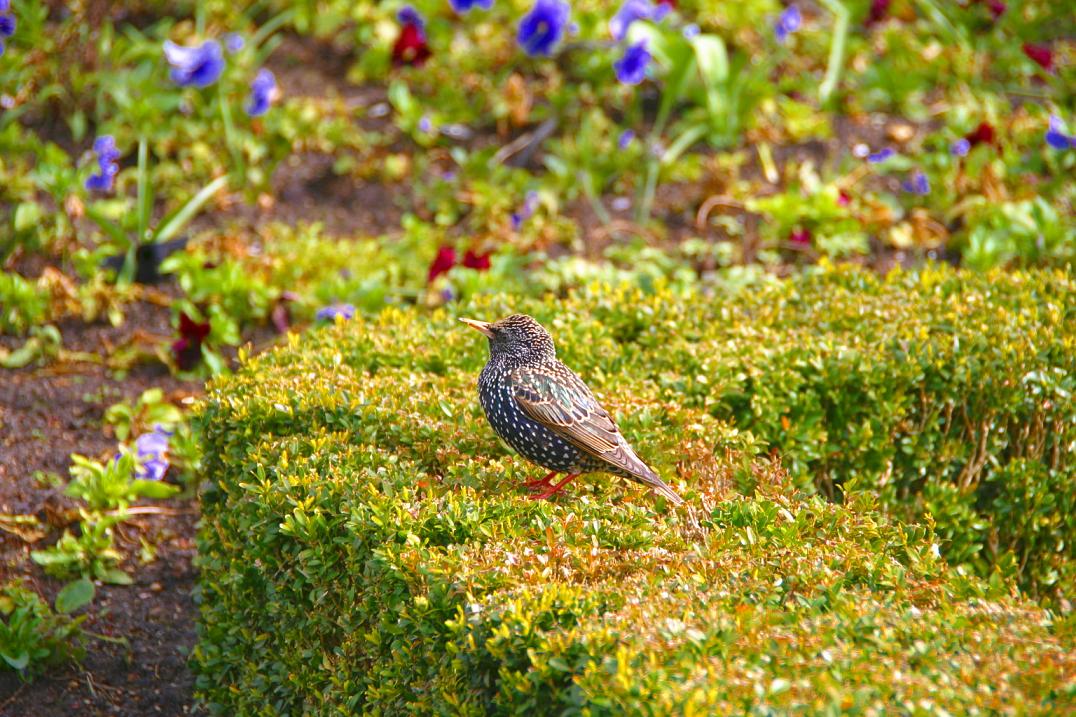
[195,264,1075,714]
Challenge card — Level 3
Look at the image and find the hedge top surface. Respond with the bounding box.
[195,264,1076,715]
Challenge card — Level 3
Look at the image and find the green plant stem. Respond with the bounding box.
[818,0,849,106]
[218,84,245,186]
[636,114,672,225]
[580,171,612,226]
[250,8,295,50]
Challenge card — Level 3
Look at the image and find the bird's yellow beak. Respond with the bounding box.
[459,317,495,338]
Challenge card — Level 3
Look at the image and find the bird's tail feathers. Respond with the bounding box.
[630,461,684,506]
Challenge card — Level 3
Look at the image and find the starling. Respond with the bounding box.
[461,314,684,505]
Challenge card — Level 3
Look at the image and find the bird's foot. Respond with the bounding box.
[523,471,557,490]
[527,473,579,501]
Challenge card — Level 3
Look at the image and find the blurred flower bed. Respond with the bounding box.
[0,0,1072,697]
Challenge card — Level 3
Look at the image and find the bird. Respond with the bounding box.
[460,314,684,505]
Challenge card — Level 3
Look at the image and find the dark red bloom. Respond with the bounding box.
[392,22,431,66]
[172,312,210,371]
[965,121,995,147]
[655,0,677,7]
[789,228,812,246]
[837,189,851,207]
[979,0,1006,19]
[866,0,890,25]
[462,249,492,271]
[427,245,457,283]
[1022,43,1053,72]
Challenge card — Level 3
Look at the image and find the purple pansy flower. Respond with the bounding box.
[618,129,635,149]
[614,40,651,85]
[902,170,930,195]
[0,4,14,58]
[517,0,571,57]
[134,426,172,481]
[511,191,540,230]
[609,0,669,41]
[774,4,802,43]
[224,33,245,53]
[867,147,895,163]
[397,6,425,28]
[450,0,494,12]
[316,303,357,322]
[1045,115,1075,150]
[950,138,971,157]
[246,68,277,117]
[85,135,121,193]
[163,39,225,88]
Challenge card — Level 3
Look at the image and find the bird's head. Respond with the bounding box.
[460,314,556,362]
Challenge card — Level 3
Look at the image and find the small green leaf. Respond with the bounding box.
[131,479,180,499]
[97,567,134,585]
[2,650,30,671]
[55,578,95,614]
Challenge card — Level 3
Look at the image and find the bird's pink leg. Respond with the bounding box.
[523,470,558,489]
[528,473,579,501]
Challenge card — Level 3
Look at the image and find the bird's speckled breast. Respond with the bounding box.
[478,366,595,474]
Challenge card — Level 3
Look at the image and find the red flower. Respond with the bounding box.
[837,189,851,207]
[171,312,210,371]
[965,121,995,147]
[866,0,890,25]
[655,0,677,7]
[462,249,492,271]
[973,0,1005,19]
[789,228,812,246]
[427,245,457,283]
[1022,43,1053,72]
[392,22,431,66]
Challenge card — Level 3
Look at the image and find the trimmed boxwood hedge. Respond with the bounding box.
[195,264,1075,714]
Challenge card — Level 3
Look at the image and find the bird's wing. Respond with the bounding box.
[509,364,677,500]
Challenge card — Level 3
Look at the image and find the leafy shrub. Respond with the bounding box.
[195,264,1076,713]
[0,580,90,680]
[0,271,49,336]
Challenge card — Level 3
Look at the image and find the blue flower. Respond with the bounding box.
[682,23,700,38]
[902,170,930,195]
[397,6,425,28]
[950,138,971,157]
[0,5,14,58]
[85,135,121,193]
[316,303,357,322]
[450,0,494,12]
[774,4,802,43]
[419,114,433,133]
[134,426,172,481]
[614,40,651,85]
[609,0,668,42]
[511,191,540,230]
[1045,115,1075,150]
[164,39,225,88]
[224,32,245,53]
[517,0,571,57]
[246,68,277,117]
[866,147,895,163]
[618,129,635,149]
